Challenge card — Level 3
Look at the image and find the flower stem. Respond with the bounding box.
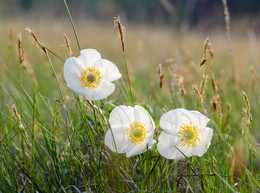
[200,61,209,95]
[63,0,81,51]
[123,51,134,105]
[46,53,64,100]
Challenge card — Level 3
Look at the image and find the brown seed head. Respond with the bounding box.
[193,85,208,116]
[242,91,250,114]
[242,91,252,122]
[200,37,210,67]
[179,76,186,97]
[157,63,164,88]
[211,99,217,111]
[12,105,24,130]
[64,33,73,57]
[114,16,126,52]
[211,75,217,97]
[17,33,26,69]
[241,109,249,138]
[26,27,47,53]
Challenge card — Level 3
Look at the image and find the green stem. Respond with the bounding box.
[63,0,81,51]
[123,52,134,105]
[46,54,64,100]
[43,46,65,62]
[200,62,209,95]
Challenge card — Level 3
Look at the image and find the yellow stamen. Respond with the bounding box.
[80,67,103,89]
[177,122,200,147]
[127,122,148,145]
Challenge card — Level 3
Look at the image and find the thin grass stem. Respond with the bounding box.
[63,0,81,51]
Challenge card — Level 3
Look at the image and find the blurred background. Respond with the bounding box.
[1,0,260,120]
[1,0,260,32]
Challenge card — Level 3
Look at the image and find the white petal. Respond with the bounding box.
[109,105,135,128]
[78,49,101,67]
[159,108,191,135]
[157,131,190,160]
[192,127,213,157]
[84,83,115,101]
[173,142,193,159]
[105,127,128,153]
[147,138,156,149]
[159,108,210,135]
[189,110,210,128]
[67,84,89,96]
[100,59,122,82]
[125,142,148,158]
[63,57,84,90]
[134,105,155,131]
[93,59,104,69]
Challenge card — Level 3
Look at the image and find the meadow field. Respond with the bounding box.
[0,11,260,192]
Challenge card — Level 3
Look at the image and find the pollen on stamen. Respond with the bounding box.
[178,122,200,147]
[80,67,103,89]
[127,122,148,145]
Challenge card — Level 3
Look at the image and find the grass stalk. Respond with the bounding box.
[63,0,81,51]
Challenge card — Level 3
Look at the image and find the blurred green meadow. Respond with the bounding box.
[0,2,260,192]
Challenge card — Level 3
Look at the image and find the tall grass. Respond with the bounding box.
[0,4,260,192]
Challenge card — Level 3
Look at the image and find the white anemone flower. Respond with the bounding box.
[63,49,122,101]
[157,108,213,160]
[105,105,156,157]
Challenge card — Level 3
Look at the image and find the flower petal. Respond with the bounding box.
[159,108,191,135]
[192,127,213,157]
[159,108,210,135]
[125,142,148,158]
[147,138,156,149]
[157,131,197,160]
[190,110,210,128]
[82,83,115,101]
[100,59,122,82]
[134,105,155,131]
[63,57,84,90]
[109,105,135,128]
[78,49,101,67]
[105,127,128,153]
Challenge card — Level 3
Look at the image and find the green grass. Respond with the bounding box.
[0,7,260,192]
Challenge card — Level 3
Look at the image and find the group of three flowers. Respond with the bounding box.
[64,49,213,160]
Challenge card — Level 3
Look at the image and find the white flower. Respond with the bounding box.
[157,108,213,160]
[63,49,122,101]
[105,105,156,157]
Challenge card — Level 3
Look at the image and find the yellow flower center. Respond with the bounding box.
[177,122,200,147]
[80,67,103,89]
[127,122,148,145]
